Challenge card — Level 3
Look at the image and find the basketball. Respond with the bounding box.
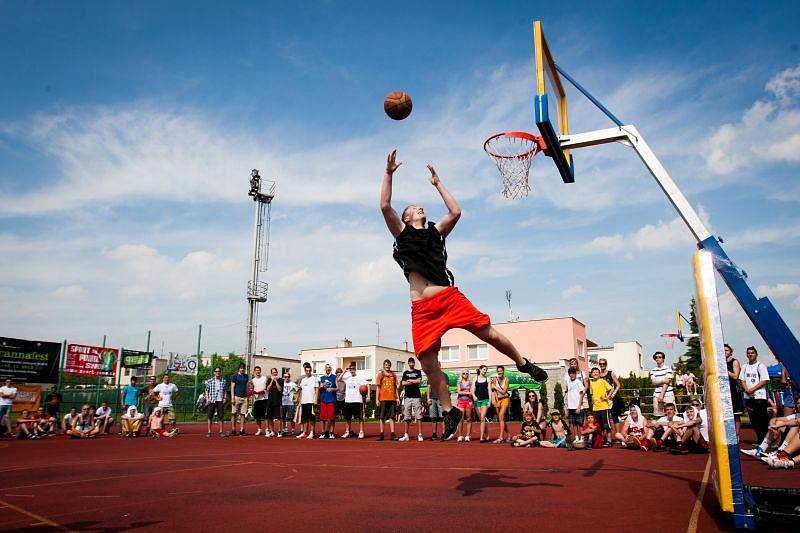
[384,90,413,120]
[359,385,369,395]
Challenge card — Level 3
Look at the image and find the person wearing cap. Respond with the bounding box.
[540,410,569,448]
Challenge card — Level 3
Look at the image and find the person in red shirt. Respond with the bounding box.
[574,412,603,449]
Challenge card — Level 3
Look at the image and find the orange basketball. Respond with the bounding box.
[359,385,369,395]
[384,90,413,120]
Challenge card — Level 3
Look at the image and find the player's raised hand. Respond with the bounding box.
[427,164,439,186]
[386,150,402,175]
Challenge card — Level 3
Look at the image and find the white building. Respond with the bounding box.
[587,341,644,378]
[299,338,414,384]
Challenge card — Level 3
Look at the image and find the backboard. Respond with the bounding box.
[533,20,575,183]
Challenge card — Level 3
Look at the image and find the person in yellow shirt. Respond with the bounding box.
[589,367,614,447]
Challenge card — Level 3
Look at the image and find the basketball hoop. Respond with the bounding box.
[484,131,546,199]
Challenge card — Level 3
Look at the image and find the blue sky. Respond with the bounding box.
[1,1,799,369]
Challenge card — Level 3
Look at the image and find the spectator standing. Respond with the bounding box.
[473,365,491,442]
[281,371,298,437]
[335,368,346,435]
[491,365,511,443]
[739,346,770,445]
[779,365,796,417]
[650,351,674,417]
[265,368,283,437]
[339,364,367,438]
[588,367,614,447]
[374,359,399,441]
[0,378,18,436]
[251,366,268,436]
[565,367,586,441]
[298,363,319,439]
[121,377,141,412]
[454,370,474,442]
[598,358,622,439]
[318,364,337,439]
[400,357,424,442]
[230,363,249,436]
[563,358,588,410]
[724,344,743,435]
[44,386,63,424]
[428,383,443,440]
[205,367,227,437]
[152,374,179,433]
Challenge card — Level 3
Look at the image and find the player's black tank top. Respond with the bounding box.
[475,379,489,401]
[726,358,738,390]
[392,222,454,287]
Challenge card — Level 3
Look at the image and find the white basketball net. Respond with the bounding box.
[484,133,541,199]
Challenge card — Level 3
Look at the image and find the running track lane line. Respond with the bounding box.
[3,461,255,492]
[686,456,712,533]
[0,497,74,532]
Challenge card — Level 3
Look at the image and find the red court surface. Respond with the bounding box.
[0,424,797,532]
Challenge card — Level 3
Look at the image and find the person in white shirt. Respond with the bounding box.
[280,371,299,437]
[0,378,18,436]
[650,402,684,450]
[297,363,319,439]
[251,366,268,436]
[564,366,586,440]
[338,364,367,438]
[738,345,770,445]
[121,405,144,437]
[650,351,674,417]
[151,374,179,433]
[672,403,709,454]
[62,407,78,433]
[95,401,114,434]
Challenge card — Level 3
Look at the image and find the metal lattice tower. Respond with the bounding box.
[245,169,275,373]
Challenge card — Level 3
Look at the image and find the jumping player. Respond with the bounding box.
[380,150,548,441]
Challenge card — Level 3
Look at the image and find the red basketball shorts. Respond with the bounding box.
[319,402,336,421]
[411,287,491,356]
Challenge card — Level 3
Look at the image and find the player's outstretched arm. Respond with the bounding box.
[380,150,404,237]
[428,164,461,238]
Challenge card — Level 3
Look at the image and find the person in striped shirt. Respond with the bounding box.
[650,351,674,417]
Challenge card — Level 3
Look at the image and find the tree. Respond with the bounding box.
[553,382,564,415]
[682,298,702,374]
[539,382,549,414]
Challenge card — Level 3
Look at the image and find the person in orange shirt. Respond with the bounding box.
[374,359,399,441]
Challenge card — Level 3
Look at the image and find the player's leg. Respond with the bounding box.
[418,350,462,441]
[470,325,548,382]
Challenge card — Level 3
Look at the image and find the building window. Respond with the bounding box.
[312,361,325,374]
[467,343,488,361]
[576,339,585,358]
[439,345,459,362]
[356,359,365,371]
[396,361,405,372]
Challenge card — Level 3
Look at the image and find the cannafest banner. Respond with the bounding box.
[65,344,119,377]
[0,337,61,383]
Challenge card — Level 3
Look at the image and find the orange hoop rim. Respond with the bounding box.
[483,131,546,159]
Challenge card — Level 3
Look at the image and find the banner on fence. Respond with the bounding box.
[0,337,61,383]
[169,354,197,375]
[11,383,41,413]
[121,349,153,369]
[65,344,119,377]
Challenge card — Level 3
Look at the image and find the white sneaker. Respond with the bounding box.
[327,433,335,439]
[297,432,306,439]
[418,433,424,442]
[457,436,464,442]
[399,434,410,442]
[276,432,283,438]
[318,433,326,439]
[358,431,365,439]
[255,429,262,436]
[465,436,471,442]
[307,432,315,439]
[740,448,760,457]
[342,432,350,438]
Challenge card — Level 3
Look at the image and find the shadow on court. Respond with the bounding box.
[455,469,562,497]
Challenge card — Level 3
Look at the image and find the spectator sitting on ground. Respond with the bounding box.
[34,407,56,436]
[574,412,603,449]
[615,404,649,450]
[95,401,114,434]
[744,396,800,460]
[540,410,569,448]
[765,409,800,469]
[671,406,709,454]
[148,407,177,438]
[650,402,684,450]
[121,406,144,437]
[16,410,40,439]
[511,411,540,447]
[66,405,95,438]
[62,407,78,433]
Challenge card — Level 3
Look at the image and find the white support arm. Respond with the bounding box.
[559,125,712,243]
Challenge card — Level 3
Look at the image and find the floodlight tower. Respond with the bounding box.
[245,169,275,373]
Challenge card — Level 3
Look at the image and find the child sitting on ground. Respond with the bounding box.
[541,410,570,448]
[511,412,541,447]
[574,412,603,449]
[149,407,177,438]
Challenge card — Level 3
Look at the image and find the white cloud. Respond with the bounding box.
[53,285,86,298]
[705,64,800,174]
[757,283,800,309]
[562,284,584,299]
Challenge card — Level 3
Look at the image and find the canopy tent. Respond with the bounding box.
[419,369,542,394]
